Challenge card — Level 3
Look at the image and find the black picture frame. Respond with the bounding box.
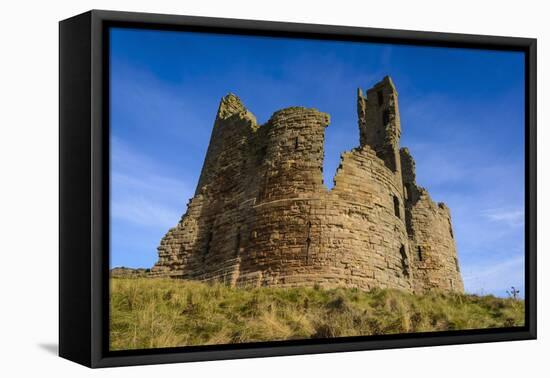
[59,9,537,368]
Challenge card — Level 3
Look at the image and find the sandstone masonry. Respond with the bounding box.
[151,76,465,294]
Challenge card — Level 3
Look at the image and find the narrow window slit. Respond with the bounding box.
[257,145,267,165]
[393,195,400,218]
[399,245,409,277]
[203,230,213,262]
[259,172,269,201]
[383,109,390,125]
[234,230,241,257]
[305,221,312,264]
[377,90,384,106]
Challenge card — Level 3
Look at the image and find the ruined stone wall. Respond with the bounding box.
[400,148,464,292]
[325,146,411,291]
[408,195,464,292]
[151,77,464,294]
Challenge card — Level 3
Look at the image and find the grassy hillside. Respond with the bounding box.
[110,278,524,351]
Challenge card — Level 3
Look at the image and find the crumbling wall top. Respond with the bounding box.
[216,93,257,125]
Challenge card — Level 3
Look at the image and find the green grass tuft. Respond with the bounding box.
[110,278,524,351]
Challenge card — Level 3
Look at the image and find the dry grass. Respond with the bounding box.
[110,278,524,351]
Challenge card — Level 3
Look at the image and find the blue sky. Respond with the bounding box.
[109,27,525,297]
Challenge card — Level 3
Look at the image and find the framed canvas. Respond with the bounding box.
[59,9,537,368]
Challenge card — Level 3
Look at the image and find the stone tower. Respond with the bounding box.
[357,76,402,174]
[151,76,464,294]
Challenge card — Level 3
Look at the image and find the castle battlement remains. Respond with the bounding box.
[151,76,464,293]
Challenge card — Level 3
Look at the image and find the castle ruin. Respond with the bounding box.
[151,76,464,294]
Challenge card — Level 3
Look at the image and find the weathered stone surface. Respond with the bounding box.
[151,76,464,294]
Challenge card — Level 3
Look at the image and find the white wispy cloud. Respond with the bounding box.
[111,137,194,229]
[462,255,525,297]
[111,136,156,172]
[111,173,188,228]
[482,208,524,228]
[112,195,181,229]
